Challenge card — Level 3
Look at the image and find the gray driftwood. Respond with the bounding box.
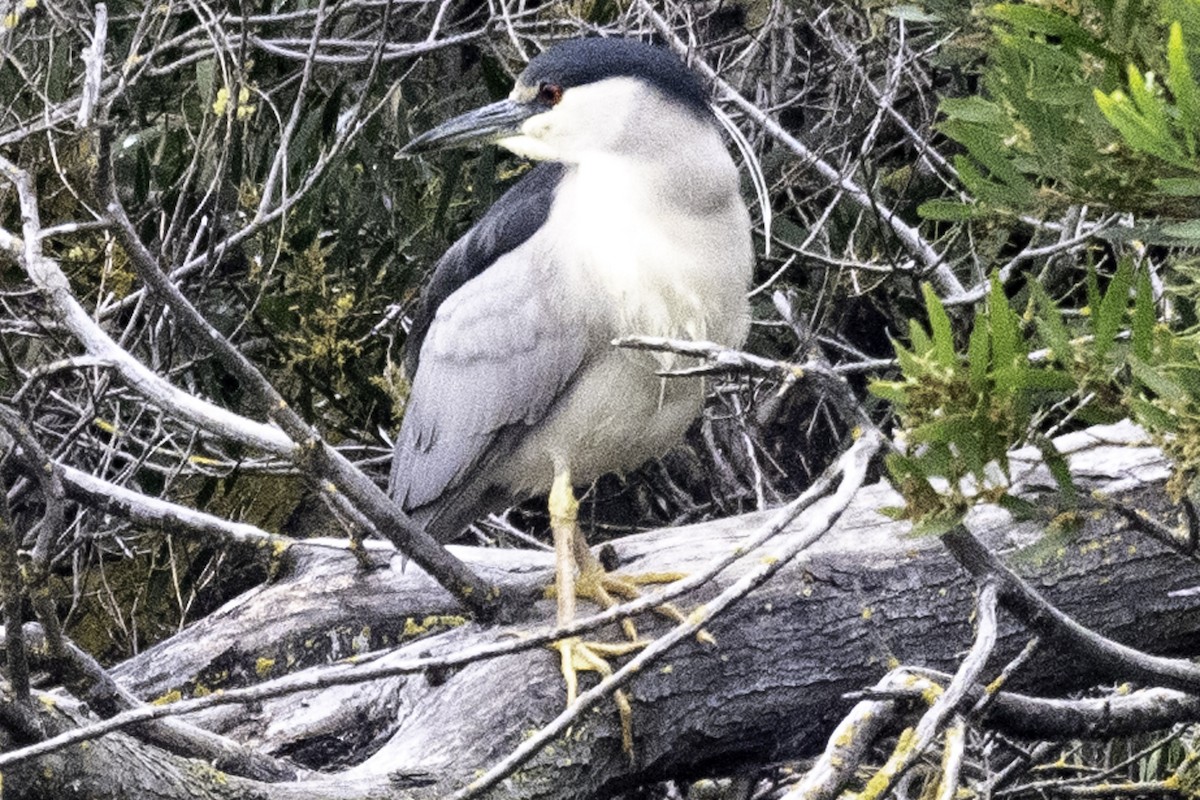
[5,422,1200,800]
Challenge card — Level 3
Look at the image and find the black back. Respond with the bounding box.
[405,162,564,375]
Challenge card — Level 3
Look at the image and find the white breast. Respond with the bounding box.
[489,97,753,491]
[546,150,752,367]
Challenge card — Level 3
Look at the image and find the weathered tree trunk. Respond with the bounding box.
[5,422,1199,800]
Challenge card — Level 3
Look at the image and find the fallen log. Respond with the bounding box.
[4,421,1199,800]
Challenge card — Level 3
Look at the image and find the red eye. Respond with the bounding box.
[537,83,563,106]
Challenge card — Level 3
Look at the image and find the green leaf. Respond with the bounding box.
[1162,220,1200,240]
[1132,268,1155,362]
[967,308,991,392]
[908,318,933,358]
[1154,177,1200,196]
[893,339,923,377]
[1125,64,1172,139]
[997,493,1039,520]
[1093,257,1133,361]
[1012,368,1077,392]
[1033,434,1078,509]
[912,509,968,538]
[1129,355,1190,406]
[989,274,1020,384]
[887,5,941,22]
[942,120,1034,202]
[1030,282,1072,367]
[868,380,908,405]
[923,283,956,369]
[940,97,1008,125]
[1129,395,1177,433]
[1167,22,1200,152]
[1094,88,1188,166]
[917,199,980,221]
[986,4,1110,59]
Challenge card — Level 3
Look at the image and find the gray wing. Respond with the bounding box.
[405,162,565,376]
[389,247,589,539]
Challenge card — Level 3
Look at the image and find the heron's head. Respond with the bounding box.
[402,38,712,164]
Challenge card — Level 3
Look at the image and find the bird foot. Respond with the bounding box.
[551,565,716,645]
[552,636,642,755]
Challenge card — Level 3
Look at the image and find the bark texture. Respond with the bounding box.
[5,422,1199,800]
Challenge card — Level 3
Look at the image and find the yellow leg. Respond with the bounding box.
[549,469,578,629]
[568,531,716,646]
[548,468,641,754]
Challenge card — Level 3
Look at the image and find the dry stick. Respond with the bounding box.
[856,581,1001,800]
[0,427,883,771]
[997,728,1188,797]
[60,463,300,549]
[942,525,1200,693]
[782,671,938,800]
[92,134,497,618]
[75,4,108,129]
[0,403,70,698]
[8,623,301,783]
[639,3,967,302]
[873,665,1200,741]
[452,427,885,800]
[3,140,491,611]
[937,716,967,800]
[254,0,331,221]
[0,156,294,455]
[0,475,31,711]
[1098,494,1200,565]
[968,635,1041,717]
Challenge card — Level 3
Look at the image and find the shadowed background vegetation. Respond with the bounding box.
[3,0,1200,796]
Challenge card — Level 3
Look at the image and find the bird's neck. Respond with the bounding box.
[547,135,752,357]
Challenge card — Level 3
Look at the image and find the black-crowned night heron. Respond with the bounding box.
[391,37,751,748]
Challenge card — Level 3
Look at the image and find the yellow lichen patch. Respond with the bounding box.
[906,675,942,706]
[187,455,224,467]
[235,87,256,120]
[255,657,276,677]
[759,555,779,565]
[861,607,874,620]
[402,615,468,639]
[189,762,229,786]
[852,727,916,800]
[212,87,230,116]
[37,695,56,709]
[192,683,211,697]
[833,722,859,748]
[151,689,182,706]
